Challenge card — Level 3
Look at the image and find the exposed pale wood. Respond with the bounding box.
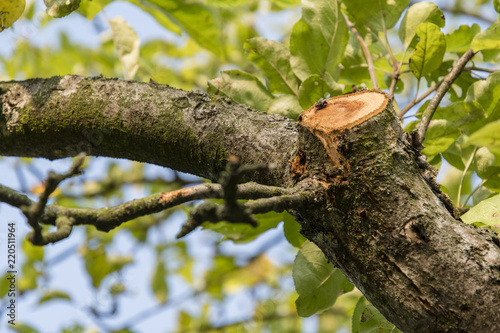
[299,90,389,133]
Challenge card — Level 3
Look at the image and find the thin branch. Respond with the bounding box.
[466,66,498,74]
[398,80,441,118]
[416,48,476,146]
[457,147,477,207]
[0,184,33,208]
[345,16,378,90]
[440,5,496,24]
[462,178,487,210]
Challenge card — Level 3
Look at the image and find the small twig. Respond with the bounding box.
[462,178,487,210]
[416,48,476,146]
[465,66,498,74]
[399,80,441,118]
[457,147,477,207]
[345,16,379,90]
[0,184,33,208]
[440,5,496,24]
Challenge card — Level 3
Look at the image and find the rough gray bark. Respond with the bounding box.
[1,76,500,332]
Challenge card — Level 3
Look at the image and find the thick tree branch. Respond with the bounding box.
[0,75,298,186]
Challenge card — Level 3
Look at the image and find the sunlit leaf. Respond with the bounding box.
[77,0,112,19]
[343,0,409,33]
[399,1,445,49]
[409,23,446,79]
[45,0,81,18]
[206,0,252,9]
[245,37,300,96]
[151,258,168,303]
[38,290,71,304]
[9,323,39,333]
[146,0,223,57]
[290,0,348,81]
[462,194,500,233]
[0,0,26,31]
[22,238,44,261]
[467,121,500,157]
[207,70,274,112]
[109,17,140,80]
[446,24,481,53]
[283,211,306,248]
[472,23,500,52]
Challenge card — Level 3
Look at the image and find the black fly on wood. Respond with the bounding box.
[314,98,328,111]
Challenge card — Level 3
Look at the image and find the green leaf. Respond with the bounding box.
[495,0,500,13]
[38,290,71,304]
[472,23,500,52]
[151,258,168,303]
[267,94,303,120]
[245,37,300,96]
[146,0,223,57]
[442,135,476,171]
[45,0,81,18]
[467,121,500,156]
[81,244,133,288]
[207,70,274,112]
[124,0,182,35]
[293,241,353,317]
[446,24,481,53]
[298,74,342,109]
[203,211,284,243]
[432,101,486,134]
[290,0,348,81]
[283,212,306,248]
[409,23,446,79]
[77,0,112,20]
[475,147,500,178]
[343,0,409,33]
[421,119,460,156]
[109,17,140,80]
[270,0,301,8]
[207,0,254,9]
[352,296,401,333]
[399,1,445,49]
[9,323,39,333]
[461,194,500,233]
[466,72,500,115]
[22,238,44,261]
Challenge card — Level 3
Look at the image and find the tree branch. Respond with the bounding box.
[416,48,476,146]
[345,17,379,90]
[0,75,298,186]
[25,153,85,244]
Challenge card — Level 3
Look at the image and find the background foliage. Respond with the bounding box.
[1,0,500,332]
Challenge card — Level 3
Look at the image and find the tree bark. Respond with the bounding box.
[1,76,500,332]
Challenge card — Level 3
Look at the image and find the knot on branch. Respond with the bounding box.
[26,153,86,245]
